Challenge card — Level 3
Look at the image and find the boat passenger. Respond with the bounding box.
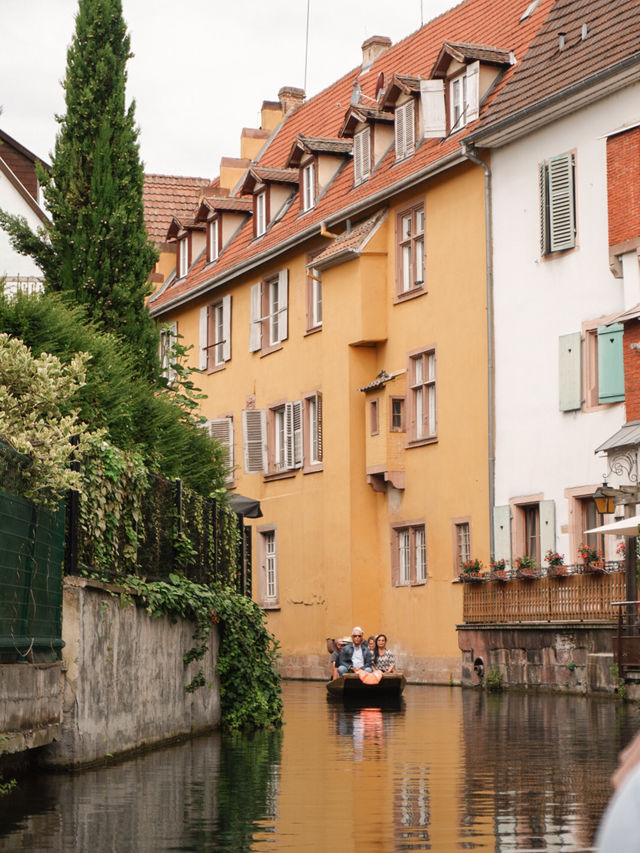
[373,633,396,673]
[330,637,350,680]
[337,626,373,675]
[367,635,376,654]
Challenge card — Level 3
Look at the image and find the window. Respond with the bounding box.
[559,317,624,411]
[306,266,322,331]
[258,527,279,608]
[524,505,540,562]
[408,348,436,443]
[540,152,576,254]
[159,322,177,383]
[510,497,555,566]
[269,401,302,474]
[397,204,425,296]
[199,295,231,371]
[302,162,315,211]
[390,397,405,432]
[354,127,371,184]
[205,417,234,484]
[250,270,289,355]
[178,236,189,278]
[454,521,471,574]
[395,100,415,161]
[448,62,479,132]
[256,191,267,237]
[565,487,611,565]
[370,399,379,435]
[392,522,427,586]
[208,219,219,263]
[303,391,323,472]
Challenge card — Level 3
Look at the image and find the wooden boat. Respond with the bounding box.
[326,672,406,700]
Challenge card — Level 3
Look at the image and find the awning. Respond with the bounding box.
[227,493,263,518]
[585,515,640,536]
[595,421,640,454]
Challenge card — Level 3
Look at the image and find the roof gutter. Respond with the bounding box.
[150,149,466,316]
[469,52,640,148]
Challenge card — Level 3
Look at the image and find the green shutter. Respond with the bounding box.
[558,332,582,411]
[539,162,549,255]
[548,153,575,252]
[597,323,625,403]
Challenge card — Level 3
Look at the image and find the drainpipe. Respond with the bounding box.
[461,140,496,560]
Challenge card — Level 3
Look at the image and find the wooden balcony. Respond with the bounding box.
[462,569,626,624]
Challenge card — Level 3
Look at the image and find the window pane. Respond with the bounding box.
[416,209,424,233]
[415,527,426,582]
[270,281,279,344]
[415,238,424,284]
[275,408,286,469]
[427,385,436,436]
[402,214,412,240]
[402,245,412,291]
[265,532,277,599]
[457,523,470,568]
[413,355,423,385]
[399,530,411,583]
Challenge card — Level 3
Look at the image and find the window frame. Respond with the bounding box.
[305,255,322,334]
[302,161,316,211]
[565,485,612,564]
[354,126,372,184]
[200,295,231,372]
[582,314,625,411]
[396,201,426,300]
[255,190,267,237]
[207,218,219,263]
[370,399,379,435]
[266,399,303,477]
[407,345,437,446]
[159,322,178,384]
[391,521,427,587]
[452,518,472,577]
[250,270,289,356]
[178,235,189,279]
[390,397,405,432]
[303,391,323,473]
[257,525,279,609]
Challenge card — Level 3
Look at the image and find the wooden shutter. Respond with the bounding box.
[354,128,371,182]
[548,153,576,252]
[558,332,582,411]
[420,80,446,138]
[465,61,480,122]
[207,417,234,482]
[315,392,323,462]
[493,505,511,564]
[278,269,288,342]
[284,401,303,469]
[222,294,231,362]
[539,500,556,557]
[199,306,208,370]
[539,162,550,255]
[598,323,625,403]
[242,409,267,473]
[395,104,405,159]
[404,101,415,156]
[249,282,262,352]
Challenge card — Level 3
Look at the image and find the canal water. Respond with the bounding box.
[1,681,639,852]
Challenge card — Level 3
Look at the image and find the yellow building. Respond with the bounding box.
[149,0,552,682]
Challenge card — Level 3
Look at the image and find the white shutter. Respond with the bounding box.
[283,401,303,470]
[404,100,415,155]
[493,505,512,565]
[558,332,582,411]
[199,306,208,370]
[278,269,288,342]
[242,409,267,473]
[539,500,556,557]
[465,61,480,122]
[222,294,231,362]
[207,417,234,482]
[249,282,262,352]
[315,392,323,462]
[395,104,405,159]
[420,80,446,138]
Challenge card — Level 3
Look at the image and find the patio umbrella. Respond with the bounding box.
[584,515,640,536]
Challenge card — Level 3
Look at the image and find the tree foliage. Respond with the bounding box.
[0,0,158,371]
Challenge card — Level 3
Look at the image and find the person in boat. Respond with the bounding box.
[367,635,376,655]
[337,626,373,676]
[373,633,396,673]
[330,636,350,680]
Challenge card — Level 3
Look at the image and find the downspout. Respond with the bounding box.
[461,140,496,560]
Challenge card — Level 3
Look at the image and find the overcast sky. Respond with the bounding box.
[1,0,458,180]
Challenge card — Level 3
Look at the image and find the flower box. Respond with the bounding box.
[489,570,508,582]
[547,564,567,578]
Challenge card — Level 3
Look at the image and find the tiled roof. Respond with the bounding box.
[143,174,212,244]
[431,41,514,77]
[150,0,556,313]
[472,0,640,140]
[298,136,354,154]
[358,369,406,392]
[311,210,386,269]
[198,196,254,216]
[250,166,300,184]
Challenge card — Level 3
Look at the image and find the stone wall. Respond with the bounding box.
[0,662,63,754]
[44,577,220,768]
[458,622,618,694]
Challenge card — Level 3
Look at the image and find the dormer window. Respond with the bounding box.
[208,219,219,263]
[448,62,479,132]
[395,101,415,161]
[178,236,189,278]
[256,191,267,237]
[354,127,371,184]
[302,163,315,211]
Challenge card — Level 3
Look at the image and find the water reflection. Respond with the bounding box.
[1,683,639,852]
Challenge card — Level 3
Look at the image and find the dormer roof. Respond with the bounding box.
[339,105,394,139]
[241,166,299,195]
[287,135,353,167]
[380,74,422,108]
[166,215,205,241]
[431,41,514,78]
[194,196,254,222]
[310,209,386,270]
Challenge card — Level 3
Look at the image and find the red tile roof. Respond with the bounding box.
[312,211,386,268]
[143,174,212,244]
[150,0,555,313]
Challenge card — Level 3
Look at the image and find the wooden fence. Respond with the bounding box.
[462,571,626,624]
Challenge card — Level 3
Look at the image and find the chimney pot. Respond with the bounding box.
[278,86,305,115]
[361,35,392,69]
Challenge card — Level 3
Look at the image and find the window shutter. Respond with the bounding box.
[249,283,262,352]
[493,505,511,564]
[278,269,288,342]
[539,162,549,255]
[361,127,371,178]
[316,392,323,461]
[598,323,625,403]
[558,332,582,411]
[283,401,303,469]
[354,132,363,183]
[242,409,267,473]
[207,417,234,482]
[222,294,231,362]
[539,500,556,557]
[420,80,446,138]
[404,100,415,156]
[395,105,405,159]
[465,61,480,122]
[548,153,575,252]
[199,306,208,370]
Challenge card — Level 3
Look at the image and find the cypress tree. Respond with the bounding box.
[0,0,159,372]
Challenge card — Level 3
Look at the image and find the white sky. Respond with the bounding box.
[1,0,458,180]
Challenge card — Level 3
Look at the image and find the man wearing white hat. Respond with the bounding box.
[337,626,373,676]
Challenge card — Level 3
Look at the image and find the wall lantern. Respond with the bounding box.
[594,484,616,515]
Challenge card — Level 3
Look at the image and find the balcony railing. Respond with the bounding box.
[462,569,626,624]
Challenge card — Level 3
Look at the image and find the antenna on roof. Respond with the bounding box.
[304,0,311,92]
[420,0,424,26]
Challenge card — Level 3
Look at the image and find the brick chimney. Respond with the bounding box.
[278,86,305,115]
[361,35,392,69]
